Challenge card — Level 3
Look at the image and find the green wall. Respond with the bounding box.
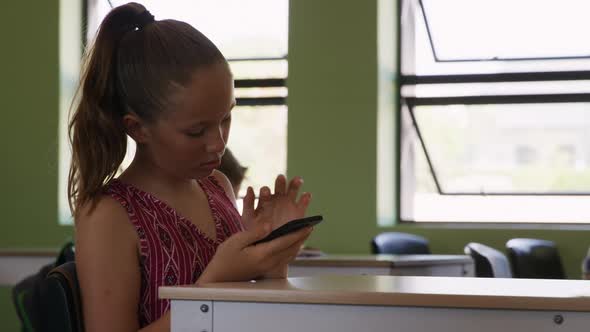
[0,1,73,247]
[288,0,380,255]
[287,0,590,280]
[1,1,72,329]
[0,287,19,332]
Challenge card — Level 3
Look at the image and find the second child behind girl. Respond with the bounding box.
[69,3,314,331]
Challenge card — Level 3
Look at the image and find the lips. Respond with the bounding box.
[201,159,221,168]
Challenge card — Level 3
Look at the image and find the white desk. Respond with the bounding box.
[160,275,590,332]
[289,254,474,277]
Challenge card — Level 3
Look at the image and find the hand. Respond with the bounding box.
[197,221,313,284]
[240,175,313,279]
[242,175,312,231]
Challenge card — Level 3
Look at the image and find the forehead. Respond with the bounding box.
[166,62,234,124]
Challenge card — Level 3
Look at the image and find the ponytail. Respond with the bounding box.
[68,3,152,216]
[68,2,226,216]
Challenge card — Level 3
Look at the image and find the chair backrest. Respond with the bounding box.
[464,242,512,278]
[371,232,431,255]
[44,262,84,332]
[506,238,566,279]
[11,241,76,332]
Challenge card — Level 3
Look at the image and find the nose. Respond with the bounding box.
[205,126,226,154]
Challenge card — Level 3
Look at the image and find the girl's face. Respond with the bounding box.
[143,62,235,180]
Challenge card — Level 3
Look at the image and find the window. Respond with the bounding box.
[58,0,83,224]
[515,146,537,166]
[59,0,288,223]
[399,0,590,224]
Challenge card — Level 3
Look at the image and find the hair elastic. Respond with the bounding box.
[135,10,155,29]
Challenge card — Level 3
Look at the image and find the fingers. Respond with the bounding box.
[274,174,287,196]
[286,176,303,201]
[257,186,272,210]
[242,186,255,219]
[269,229,312,268]
[297,192,312,210]
[233,222,273,247]
[257,226,313,254]
[280,229,311,258]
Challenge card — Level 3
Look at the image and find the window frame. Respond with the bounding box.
[418,0,590,62]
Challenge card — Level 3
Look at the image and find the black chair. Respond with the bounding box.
[464,242,512,278]
[371,232,431,254]
[506,238,566,279]
[44,261,85,332]
[12,241,76,332]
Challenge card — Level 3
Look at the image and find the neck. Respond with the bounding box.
[118,148,196,197]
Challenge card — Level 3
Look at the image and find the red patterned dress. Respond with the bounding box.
[105,176,243,327]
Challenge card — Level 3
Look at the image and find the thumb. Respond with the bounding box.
[234,221,272,247]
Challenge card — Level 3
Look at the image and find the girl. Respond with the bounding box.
[68,3,313,332]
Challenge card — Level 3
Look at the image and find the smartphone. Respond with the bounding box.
[252,215,323,245]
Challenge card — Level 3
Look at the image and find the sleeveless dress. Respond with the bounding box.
[105,176,243,327]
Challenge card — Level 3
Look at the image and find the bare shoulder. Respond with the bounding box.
[75,195,138,248]
[211,169,237,203]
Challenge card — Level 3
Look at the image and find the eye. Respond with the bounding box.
[186,128,205,138]
[222,115,232,123]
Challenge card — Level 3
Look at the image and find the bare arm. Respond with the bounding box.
[75,196,169,332]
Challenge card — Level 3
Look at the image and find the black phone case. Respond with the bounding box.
[252,215,323,245]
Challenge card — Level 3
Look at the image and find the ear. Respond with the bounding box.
[122,113,150,143]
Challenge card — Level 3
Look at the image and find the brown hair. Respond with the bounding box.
[68,2,226,216]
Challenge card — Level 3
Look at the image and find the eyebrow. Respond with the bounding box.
[184,103,236,128]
